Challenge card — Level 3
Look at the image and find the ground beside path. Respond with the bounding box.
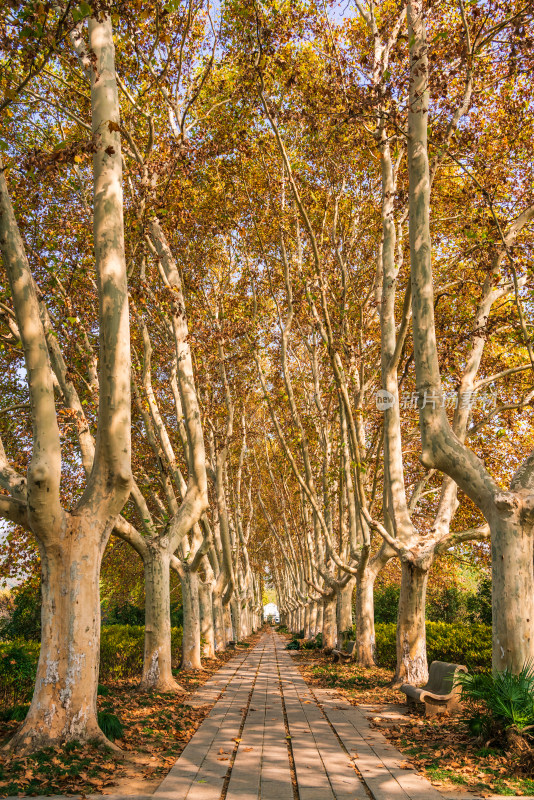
[4,631,532,800]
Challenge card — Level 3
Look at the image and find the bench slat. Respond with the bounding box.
[400,662,468,716]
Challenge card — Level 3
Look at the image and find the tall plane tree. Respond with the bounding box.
[0,12,131,749]
[406,0,534,672]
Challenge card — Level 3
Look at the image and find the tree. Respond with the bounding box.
[406,0,534,673]
[0,12,131,750]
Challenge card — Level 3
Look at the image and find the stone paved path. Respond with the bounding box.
[154,631,464,800]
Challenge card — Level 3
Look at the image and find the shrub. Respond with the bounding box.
[0,641,40,706]
[103,601,144,626]
[373,580,492,626]
[0,626,184,707]
[374,585,400,624]
[466,577,492,625]
[97,711,123,741]
[375,621,492,670]
[301,633,323,650]
[99,625,183,681]
[0,580,41,641]
[170,603,183,628]
[457,664,534,738]
[0,703,30,722]
[427,586,470,624]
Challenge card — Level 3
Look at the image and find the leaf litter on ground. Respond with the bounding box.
[293,645,534,797]
[0,630,263,798]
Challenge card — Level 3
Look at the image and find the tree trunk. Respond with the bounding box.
[303,603,310,638]
[354,571,377,666]
[491,501,534,672]
[337,578,355,648]
[316,601,324,636]
[224,603,234,642]
[308,601,318,638]
[322,596,337,650]
[393,557,429,686]
[213,591,226,652]
[230,596,241,643]
[199,579,215,659]
[141,546,183,692]
[181,569,202,670]
[8,525,109,750]
[241,602,250,638]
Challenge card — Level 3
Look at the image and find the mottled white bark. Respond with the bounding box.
[322,596,337,649]
[490,494,534,670]
[336,578,355,648]
[316,600,324,634]
[199,577,215,659]
[142,546,182,691]
[224,604,234,642]
[212,587,226,652]
[393,558,429,686]
[9,526,106,749]
[181,568,202,670]
[354,571,377,666]
[308,601,318,638]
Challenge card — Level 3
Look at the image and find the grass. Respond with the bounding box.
[0,741,115,797]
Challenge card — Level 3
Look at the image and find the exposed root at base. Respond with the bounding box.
[2,724,121,755]
[138,678,185,694]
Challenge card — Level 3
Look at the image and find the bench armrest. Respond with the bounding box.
[400,684,425,702]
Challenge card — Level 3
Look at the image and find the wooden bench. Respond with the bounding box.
[332,640,355,663]
[400,660,468,717]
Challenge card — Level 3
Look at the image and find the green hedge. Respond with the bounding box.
[375,621,492,669]
[99,625,182,681]
[0,625,183,705]
[0,640,40,706]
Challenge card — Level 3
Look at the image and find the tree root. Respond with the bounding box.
[138,676,185,694]
[3,722,122,755]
